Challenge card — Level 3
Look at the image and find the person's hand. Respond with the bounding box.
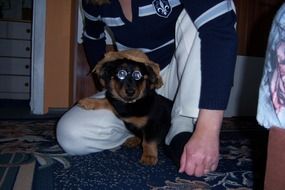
[179,109,223,177]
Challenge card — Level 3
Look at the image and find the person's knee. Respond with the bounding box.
[56,115,93,155]
[56,107,132,155]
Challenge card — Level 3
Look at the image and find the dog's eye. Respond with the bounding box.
[117,70,128,80]
[132,70,143,80]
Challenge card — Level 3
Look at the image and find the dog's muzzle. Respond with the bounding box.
[126,88,135,97]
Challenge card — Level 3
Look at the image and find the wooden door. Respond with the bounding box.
[234,0,284,57]
[73,44,96,102]
[72,0,96,103]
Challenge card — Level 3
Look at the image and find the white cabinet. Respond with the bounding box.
[0,20,32,100]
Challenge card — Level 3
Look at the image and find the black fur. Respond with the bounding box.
[101,59,173,145]
[106,90,172,143]
[79,55,173,165]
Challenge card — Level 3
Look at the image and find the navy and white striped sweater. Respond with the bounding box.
[82,0,238,110]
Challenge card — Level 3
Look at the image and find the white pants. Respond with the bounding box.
[57,10,202,155]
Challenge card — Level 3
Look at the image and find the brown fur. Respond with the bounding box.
[121,116,149,129]
[141,140,158,165]
[123,136,142,148]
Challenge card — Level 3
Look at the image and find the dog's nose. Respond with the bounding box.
[126,88,135,96]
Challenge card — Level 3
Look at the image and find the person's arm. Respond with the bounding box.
[179,109,223,176]
[82,0,107,68]
[182,0,238,110]
[179,0,237,176]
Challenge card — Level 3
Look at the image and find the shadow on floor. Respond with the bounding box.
[0,99,64,120]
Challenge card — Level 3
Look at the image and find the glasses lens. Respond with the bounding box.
[132,71,142,80]
[117,70,128,80]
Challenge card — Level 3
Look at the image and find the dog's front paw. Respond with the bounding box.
[123,136,141,148]
[78,98,97,110]
[140,154,158,166]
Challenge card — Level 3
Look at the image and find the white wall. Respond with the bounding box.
[225,55,265,117]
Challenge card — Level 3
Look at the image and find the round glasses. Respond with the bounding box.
[116,69,143,81]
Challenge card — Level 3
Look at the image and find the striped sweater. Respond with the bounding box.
[82,0,238,110]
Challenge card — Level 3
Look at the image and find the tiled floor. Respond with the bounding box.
[0,99,64,120]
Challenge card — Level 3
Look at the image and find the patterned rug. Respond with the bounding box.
[0,118,268,190]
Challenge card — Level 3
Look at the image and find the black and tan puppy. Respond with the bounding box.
[78,50,172,166]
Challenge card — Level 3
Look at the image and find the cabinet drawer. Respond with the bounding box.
[0,21,8,38]
[0,21,31,40]
[7,22,32,40]
[0,92,30,100]
[0,75,30,93]
[0,39,31,57]
[0,57,30,75]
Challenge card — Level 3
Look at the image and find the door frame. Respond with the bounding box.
[30,0,46,114]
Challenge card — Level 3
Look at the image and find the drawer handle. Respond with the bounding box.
[26,29,31,33]
[25,65,30,69]
[25,82,29,87]
[25,47,30,51]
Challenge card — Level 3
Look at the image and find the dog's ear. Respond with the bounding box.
[92,51,126,88]
[94,61,115,88]
[92,63,105,88]
[92,72,104,91]
[146,61,163,89]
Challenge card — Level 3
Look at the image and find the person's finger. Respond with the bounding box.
[202,156,215,175]
[193,162,205,177]
[184,160,196,176]
[184,154,203,176]
[210,162,218,171]
[180,149,196,176]
[179,150,186,173]
[204,169,210,174]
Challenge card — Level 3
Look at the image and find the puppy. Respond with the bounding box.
[78,50,172,166]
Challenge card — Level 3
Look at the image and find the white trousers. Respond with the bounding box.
[56,10,202,155]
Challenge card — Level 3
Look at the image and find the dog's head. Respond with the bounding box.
[92,50,163,103]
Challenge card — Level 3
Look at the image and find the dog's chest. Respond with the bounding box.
[112,99,152,133]
[116,103,150,129]
[121,116,149,129]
